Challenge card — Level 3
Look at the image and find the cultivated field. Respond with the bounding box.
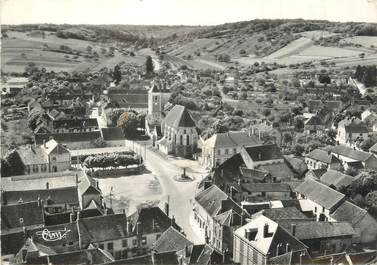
[342,36,377,48]
[1,31,145,73]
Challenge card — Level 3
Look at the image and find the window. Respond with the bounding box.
[26,166,31,174]
[107,242,113,250]
[183,129,186,134]
[186,135,189,145]
[217,150,221,155]
[314,207,317,213]
[180,135,183,145]
[225,149,229,155]
[132,239,137,246]
[233,148,237,154]
[52,157,56,162]
[41,164,47,172]
[154,96,158,101]
[141,236,147,245]
[32,165,39,173]
[156,234,161,240]
[99,244,104,249]
[122,240,128,248]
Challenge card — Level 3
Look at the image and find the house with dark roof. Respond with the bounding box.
[277,220,355,256]
[330,200,377,244]
[233,215,308,265]
[319,169,355,190]
[294,178,346,222]
[52,118,99,133]
[35,130,103,150]
[157,105,198,158]
[269,249,312,265]
[194,185,246,254]
[330,145,377,170]
[152,226,193,253]
[200,131,262,169]
[240,183,293,203]
[176,243,223,265]
[305,148,342,170]
[15,139,70,175]
[100,127,126,147]
[336,118,370,147]
[304,114,326,135]
[1,201,44,233]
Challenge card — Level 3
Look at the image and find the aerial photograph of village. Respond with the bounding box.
[1,0,377,264]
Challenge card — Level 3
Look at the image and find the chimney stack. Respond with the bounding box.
[70,212,75,223]
[164,202,169,217]
[276,243,282,256]
[263,223,269,238]
[19,218,24,227]
[291,224,296,236]
[171,216,176,227]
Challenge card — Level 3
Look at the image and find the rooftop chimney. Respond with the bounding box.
[276,243,283,256]
[19,218,24,227]
[164,202,169,217]
[291,224,296,236]
[263,223,269,238]
[171,216,176,227]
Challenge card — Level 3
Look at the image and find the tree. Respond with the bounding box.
[318,74,331,84]
[117,112,142,138]
[145,56,154,76]
[1,159,11,177]
[5,150,25,176]
[92,137,106,148]
[113,65,122,85]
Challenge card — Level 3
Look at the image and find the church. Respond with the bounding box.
[157,105,198,158]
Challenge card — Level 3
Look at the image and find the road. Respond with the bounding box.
[143,147,207,244]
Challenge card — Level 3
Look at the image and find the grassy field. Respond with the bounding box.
[1,31,144,73]
[342,36,377,48]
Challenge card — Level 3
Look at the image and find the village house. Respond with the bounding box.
[330,201,377,244]
[239,183,293,203]
[305,148,342,170]
[319,169,355,190]
[15,139,71,175]
[100,127,126,147]
[294,178,346,221]
[336,118,370,146]
[330,145,377,170]
[3,77,28,95]
[200,131,262,169]
[233,215,308,265]
[193,185,244,246]
[277,220,355,256]
[35,131,103,150]
[157,105,198,158]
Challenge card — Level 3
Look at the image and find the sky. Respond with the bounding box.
[2,0,377,25]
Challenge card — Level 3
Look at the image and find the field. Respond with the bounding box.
[1,31,146,73]
[342,36,377,48]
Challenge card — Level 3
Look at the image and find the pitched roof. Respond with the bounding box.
[35,131,102,144]
[256,162,295,180]
[1,201,44,230]
[241,183,292,193]
[261,207,309,221]
[16,145,48,165]
[53,118,98,129]
[370,143,377,153]
[2,187,79,206]
[1,230,25,255]
[269,249,312,265]
[294,178,345,210]
[194,185,228,217]
[78,213,128,245]
[46,248,113,265]
[278,220,355,240]
[164,105,196,128]
[153,226,193,253]
[100,127,125,141]
[306,149,337,164]
[320,170,355,189]
[129,206,178,235]
[234,215,307,255]
[331,145,373,162]
[330,201,371,226]
[243,144,283,162]
[306,169,328,179]
[213,209,234,226]
[40,139,69,155]
[204,131,261,148]
[338,118,369,133]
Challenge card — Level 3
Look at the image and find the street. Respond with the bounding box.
[143,148,207,244]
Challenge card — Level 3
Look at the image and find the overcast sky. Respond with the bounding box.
[2,0,377,25]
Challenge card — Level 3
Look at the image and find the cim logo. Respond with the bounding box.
[36,228,71,242]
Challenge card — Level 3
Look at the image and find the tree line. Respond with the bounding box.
[83,153,142,169]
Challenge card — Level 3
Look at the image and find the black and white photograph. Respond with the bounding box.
[1,0,377,264]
